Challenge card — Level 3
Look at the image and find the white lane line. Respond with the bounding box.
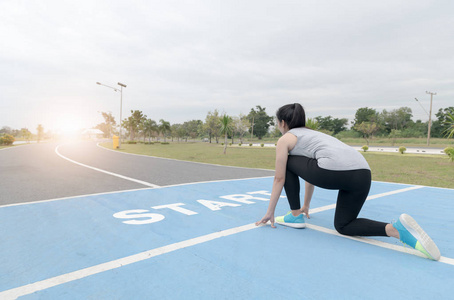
[305,223,454,264]
[2,219,453,299]
[0,176,274,209]
[55,145,160,188]
[1,183,449,299]
[0,223,258,300]
[309,185,425,214]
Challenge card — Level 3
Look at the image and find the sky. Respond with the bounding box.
[1,0,453,134]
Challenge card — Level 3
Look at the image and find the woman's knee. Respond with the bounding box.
[334,221,347,235]
[334,219,354,236]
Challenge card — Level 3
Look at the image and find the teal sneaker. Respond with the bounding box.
[275,211,306,229]
[393,214,440,261]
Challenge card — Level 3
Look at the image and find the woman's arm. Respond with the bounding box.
[255,134,294,227]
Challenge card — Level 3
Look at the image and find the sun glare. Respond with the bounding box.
[54,114,85,139]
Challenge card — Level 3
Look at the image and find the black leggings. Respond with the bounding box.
[284,155,388,237]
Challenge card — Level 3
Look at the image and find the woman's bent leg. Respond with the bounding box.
[285,155,388,237]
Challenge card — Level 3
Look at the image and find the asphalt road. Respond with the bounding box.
[0,141,274,206]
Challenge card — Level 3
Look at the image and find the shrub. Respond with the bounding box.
[161,142,169,145]
[127,141,137,144]
[229,143,232,146]
[399,146,406,154]
[444,147,454,162]
[261,143,264,147]
[221,143,224,146]
[0,134,15,145]
[238,143,242,146]
[249,143,253,147]
[361,145,368,152]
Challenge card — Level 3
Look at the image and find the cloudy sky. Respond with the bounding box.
[1,0,453,134]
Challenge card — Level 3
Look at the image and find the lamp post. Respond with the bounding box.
[96,82,127,148]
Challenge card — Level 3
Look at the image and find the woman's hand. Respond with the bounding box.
[300,205,310,219]
[255,212,276,228]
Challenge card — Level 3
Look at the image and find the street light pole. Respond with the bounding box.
[96,81,127,148]
[426,91,436,146]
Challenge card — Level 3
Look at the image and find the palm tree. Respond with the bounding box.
[219,114,233,154]
[143,119,158,143]
[444,112,454,139]
[305,118,319,130]
[159,119,171,142]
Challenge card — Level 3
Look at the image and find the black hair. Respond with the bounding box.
[276,103,306,130]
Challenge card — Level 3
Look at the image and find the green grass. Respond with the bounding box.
[100,141,454,189]
[363,152,454,188]
[103,142,277,169]
[336,137,454,148]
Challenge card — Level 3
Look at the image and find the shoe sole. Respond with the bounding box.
[276,221,306,229]
[400,214,440,261]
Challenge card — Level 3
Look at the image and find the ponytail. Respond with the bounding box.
[276,103,306,130]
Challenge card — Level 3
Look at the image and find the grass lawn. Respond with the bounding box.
[100,141,454,189]
[336,137,454,148]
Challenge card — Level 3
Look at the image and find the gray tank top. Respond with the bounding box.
[288,127,370,171]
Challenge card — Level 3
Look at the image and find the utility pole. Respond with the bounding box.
[425,91,436,146]
[250,116,255,142]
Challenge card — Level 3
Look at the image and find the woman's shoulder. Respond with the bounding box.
[279,131,298,150]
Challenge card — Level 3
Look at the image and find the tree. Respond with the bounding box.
[159,119,171,142]
[219,114,233,154]
[96,112,116,138]
[381,107,412,132]
[143,119,158,143]
[353,107,379,127]
[204,110,221,143]
[232,114,250,143]
[171,124,186,142]
[433,107,454,138]
[443,112,454,139]
[401,120,427,138]
[36,124,44,143]
[183,120,203,141]
[354,122,379,145]
[247,105,274,140]
[0,126,12,135]
[123,110,146,141]
[21,128,32,143]
[306,118,319,130]
[315,116,347,135]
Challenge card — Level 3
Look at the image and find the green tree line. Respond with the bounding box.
[93,105,454,144]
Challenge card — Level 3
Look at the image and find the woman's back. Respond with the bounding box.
[288,127,370,171]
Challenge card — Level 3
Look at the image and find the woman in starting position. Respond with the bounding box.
[256,103,440,260]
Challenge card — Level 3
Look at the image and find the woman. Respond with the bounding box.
[256,103,440,261]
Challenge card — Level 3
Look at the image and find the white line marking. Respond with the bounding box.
[1,182,450,299]
[0,176,274,208]
[0,223,259,299]
[305,223,454,264]
[309,185,424,214]
[0,187,153,209]
[2,219,453,299]
[55,144,160,188]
